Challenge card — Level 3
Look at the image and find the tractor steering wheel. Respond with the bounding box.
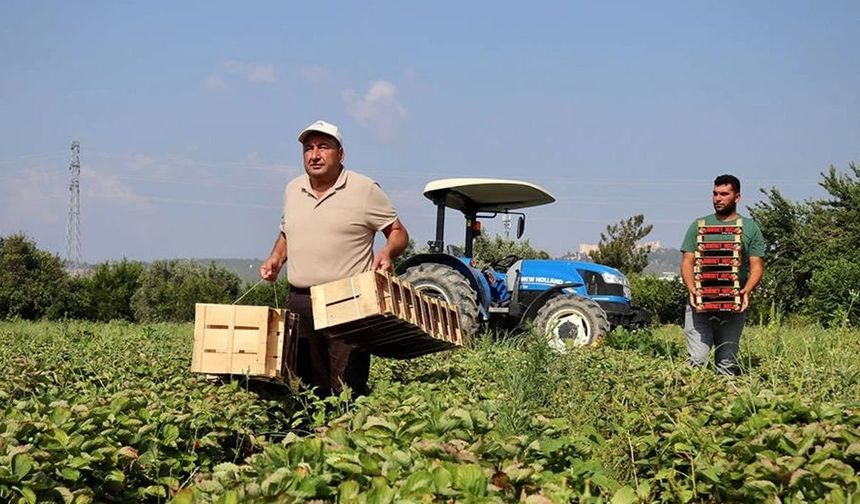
[491,254,521,271]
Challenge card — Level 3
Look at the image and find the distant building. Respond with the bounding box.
[578,243,599,255]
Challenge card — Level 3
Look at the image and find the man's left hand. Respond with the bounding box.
[372,251,394,272]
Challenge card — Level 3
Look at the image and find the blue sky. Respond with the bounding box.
[1,1,858,262]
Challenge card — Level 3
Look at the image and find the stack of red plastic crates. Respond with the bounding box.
[694,218,743,312]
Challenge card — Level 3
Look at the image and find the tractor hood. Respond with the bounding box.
[563,261,627,279]
[520,260,628,284]
[518,259,631,300]
[423,178,555,213]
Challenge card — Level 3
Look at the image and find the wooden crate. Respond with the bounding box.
[191,304,298,379]
[310,271,464,358]
[697,218,743,235]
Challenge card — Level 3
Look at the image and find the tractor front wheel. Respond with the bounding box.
[400,263,480,337]
[533,295,609,351]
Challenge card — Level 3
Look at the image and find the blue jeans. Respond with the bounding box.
[684,305,746,375]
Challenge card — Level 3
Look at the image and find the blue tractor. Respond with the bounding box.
[395,178,649,348]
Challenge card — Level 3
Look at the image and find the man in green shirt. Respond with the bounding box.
[680,174,765,375]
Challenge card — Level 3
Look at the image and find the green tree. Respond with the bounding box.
[750,163,860,323]
[84,259,145,321]
[0,233,72,319]
[472,233,550,269]
[393,238,418,271]
[748,188,813,315]
[588,215,653,275]
[131,260,242,322]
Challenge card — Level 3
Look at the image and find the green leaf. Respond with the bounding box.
[636,481,652,500]
[13,453,34,479]
[450,408,474,431]
[338,480,360,501]
[106,470,125,483]
[699,466,721,483]
[51,406,73,425]
[326,456,363,475]
[433,466,453,494]
[172,489,194,504]
[162,424,180,446]
[811,458,855,480]
[59,467,81,481]
[365,483,395,504]
[54,486,74,504]
[109,396,130,414]
[19,486,37,504]
[611,486,637,504]
[452,464,487,496]
[402,471,434,494]
[142,485,167,498]
[53,429,70,448]
[217,490,240,504]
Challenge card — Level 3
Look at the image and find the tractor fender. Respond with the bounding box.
[396,253,491,313]
[519,283,584,324]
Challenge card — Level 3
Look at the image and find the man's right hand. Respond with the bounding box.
[260,255,283,282]
[688,290,701,312]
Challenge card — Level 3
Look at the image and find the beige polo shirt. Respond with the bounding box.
[280,168,398,288]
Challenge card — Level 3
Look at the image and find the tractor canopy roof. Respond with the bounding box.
[423,178,555,213]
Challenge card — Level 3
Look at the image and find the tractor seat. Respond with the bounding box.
[505,260,523,293]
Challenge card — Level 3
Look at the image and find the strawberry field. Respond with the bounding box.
[1,320,859,503]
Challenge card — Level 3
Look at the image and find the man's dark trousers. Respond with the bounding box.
[287,288,370,397]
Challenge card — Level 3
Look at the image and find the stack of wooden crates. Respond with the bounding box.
[694,218,743,312]
[191,304,298,380]
[311,270,464,359]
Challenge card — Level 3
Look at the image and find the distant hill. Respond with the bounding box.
[191,258,263,283]
[644,248,681,276]
[560,248,681,277]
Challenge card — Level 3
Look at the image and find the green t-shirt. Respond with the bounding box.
[680,214,765,286]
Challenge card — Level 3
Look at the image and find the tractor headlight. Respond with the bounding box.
[602,272,632,299]
[601,272,624,285]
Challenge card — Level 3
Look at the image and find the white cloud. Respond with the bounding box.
[0,167,66,229]
[343,80,408,143]
[81,166,150,209]
[205,75,226,89]
[300,64,332,84]
[221,60,276,84]
[247,64,275,83]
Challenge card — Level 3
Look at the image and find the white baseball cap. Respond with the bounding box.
[298,120,343,146]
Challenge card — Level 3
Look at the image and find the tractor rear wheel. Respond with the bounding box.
[533,295,609,351]
[400,263,480,337]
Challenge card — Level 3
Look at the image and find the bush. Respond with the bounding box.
[472,233,549,269]
[83,259,145,321]
[130,260,241,322]
[0,234,73,320]
[629,274,687,325]
[805,258,860,327]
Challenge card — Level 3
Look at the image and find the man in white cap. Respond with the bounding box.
[260,120,409,397]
